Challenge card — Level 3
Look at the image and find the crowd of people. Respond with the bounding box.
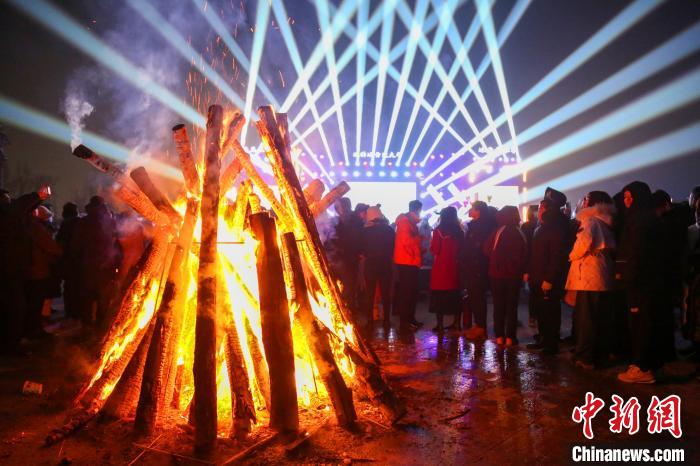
[2,180,700,385]
[0,186,148,356]
[326,182,700,384]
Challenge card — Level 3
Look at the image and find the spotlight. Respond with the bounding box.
[366,171,373,177]
[353,170,361,177]
[403,171,411,177]
[390,170,398,178]
[379,171,386,177]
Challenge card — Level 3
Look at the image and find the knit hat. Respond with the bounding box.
[544,187,567,208]
[365,204,385,223]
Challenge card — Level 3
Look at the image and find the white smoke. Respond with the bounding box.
[63,93,94,151]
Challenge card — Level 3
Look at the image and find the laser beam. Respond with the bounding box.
[430,21,700,191]
[0,95,181,181]
[427,66,700,213]
[6,0,205,127]
[525,122,700,201]
[420,0,660,184]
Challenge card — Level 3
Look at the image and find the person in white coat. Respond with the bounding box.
[566,191,616,369]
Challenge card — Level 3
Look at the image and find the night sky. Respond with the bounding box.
[1,0,699,214]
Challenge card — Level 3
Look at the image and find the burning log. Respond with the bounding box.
[113,182,171,228]
[281,233,356,428]
[220,159,242,196]
[73,144,126,180]
[310,181,350,217]
[71,144,170,228]
[75,233,169,409]
[344,343,406,425]
[135,198,199,433]
[219,113,245,195]
[103,321,156,420]
[130,166,182,225]
[254,107,373,360]
[218,273,256,439]
[172,124,201,197]
[45,406,100,446]
[244,316,271,410]
[303,179,325,205]
[230,137,293,229]
[231,180,252,234]
[193,104,224,453]
[250,212,298,434]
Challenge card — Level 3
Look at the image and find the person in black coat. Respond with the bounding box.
[70,196,120,330]
[617,181,664,384]
[360,205,395,329]
[462,201,496,340]
[56,202,80,320]
[652,190,687,362]
[0,186,51,354]
[526,198,570,354]
[520,204,539,327]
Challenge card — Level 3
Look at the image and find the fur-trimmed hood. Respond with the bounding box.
[576,203,615,226]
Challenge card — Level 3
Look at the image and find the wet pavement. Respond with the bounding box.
[0,298,698,464]
[361,299,700,464]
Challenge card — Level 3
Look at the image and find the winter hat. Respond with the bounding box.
[354,203,370,215]
[366,204,385,223]
[62,202,78,219]
[544,187,567,209]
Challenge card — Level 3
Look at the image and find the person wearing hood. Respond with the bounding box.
[652,190,687,362]
[394,200,424,330]
[360,205,395,329]
[70,196,121,330]
[483,205,527,346]
[56,202,80,320]
[331,197,364,315]
[525,195,570,354]
[565,191,616,369]
[429,206,463,332]
[462,201,497,340]
[616,181,663,384]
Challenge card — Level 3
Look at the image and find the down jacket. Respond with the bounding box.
[394,212,422,267]
[565,203,616,291]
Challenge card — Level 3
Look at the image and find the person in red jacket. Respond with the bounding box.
[394,200,424,330]
[483,206,527,346]
[429,206,463,332]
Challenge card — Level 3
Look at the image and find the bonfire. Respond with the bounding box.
[46,105,405,458]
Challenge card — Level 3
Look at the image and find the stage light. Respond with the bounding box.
[293,1,470,151]
[0,95,180,181]
[353,170,361,177]
[280,0,360,112]
[525,121,700,201]
[369,0,398,164]
[390,171,398,178]
[428,66,700,214]
[6,0,204,127]
[421,0,660,183]
[404,171,411,178]
[342,171,349,177]
[315,0,351,165]
[476,0,519,159]
[380,0,430,166]
[429,22,700,192]
[366,171,373,177]
[403,0,518,169]
[355,0,369,162]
